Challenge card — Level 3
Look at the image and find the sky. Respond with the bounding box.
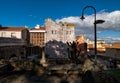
[0,0,120,43]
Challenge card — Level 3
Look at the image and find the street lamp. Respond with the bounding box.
[80,6,105,64]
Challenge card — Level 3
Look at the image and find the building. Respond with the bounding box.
[45,18,75,43]
[0,25,30,60]
[29,24,46,56]
[106,42,120,58]
[30,24,46,47]
[87,39,108,55]
[76,35,86,44]
[76,36,87,56]
[0,26,30,44]
[96,40,106,53]
[45,18,75,58]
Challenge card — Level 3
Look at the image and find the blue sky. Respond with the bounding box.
[0,0,120,43]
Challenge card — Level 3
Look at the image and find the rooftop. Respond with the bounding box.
[0,27,27,31]
[31,27,45,30]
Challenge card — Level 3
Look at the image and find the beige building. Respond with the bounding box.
[0,26,30,60]
[45,18,75,58]
[0,26,29,44]
[45,18,75,43]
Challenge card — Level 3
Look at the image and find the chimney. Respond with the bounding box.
[35,24,40,29]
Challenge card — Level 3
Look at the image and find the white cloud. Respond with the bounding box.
[56,10,120,42]
[101,37,120,43]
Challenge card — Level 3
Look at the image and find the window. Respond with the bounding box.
[1,32,6,37]
[69,31,71,35]
[66,31,71,35]
[66,31,68,34]
[11,33,16,38]
[52,30,57,34]
[52,30,53,34]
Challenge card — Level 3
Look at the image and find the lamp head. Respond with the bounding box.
[95,20,105,24]
[80,16,85,21]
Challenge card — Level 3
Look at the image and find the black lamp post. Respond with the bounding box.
[80,6,105,64]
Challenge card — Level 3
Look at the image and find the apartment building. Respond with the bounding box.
[28,25,46,56]
[30,24,46,47]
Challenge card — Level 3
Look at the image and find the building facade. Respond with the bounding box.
[45,18,75,43]
[30,24,46,47]
[29,25,46,56]
[0,26,30,44]
[45,18,75,58]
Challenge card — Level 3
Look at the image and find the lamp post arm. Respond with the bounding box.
[81,6,96,23]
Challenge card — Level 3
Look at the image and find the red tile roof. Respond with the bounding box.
[0,27,26,31]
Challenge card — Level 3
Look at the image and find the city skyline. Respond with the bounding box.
[0,0,120,43]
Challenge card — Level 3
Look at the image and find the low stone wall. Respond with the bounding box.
[80,70,120,83]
